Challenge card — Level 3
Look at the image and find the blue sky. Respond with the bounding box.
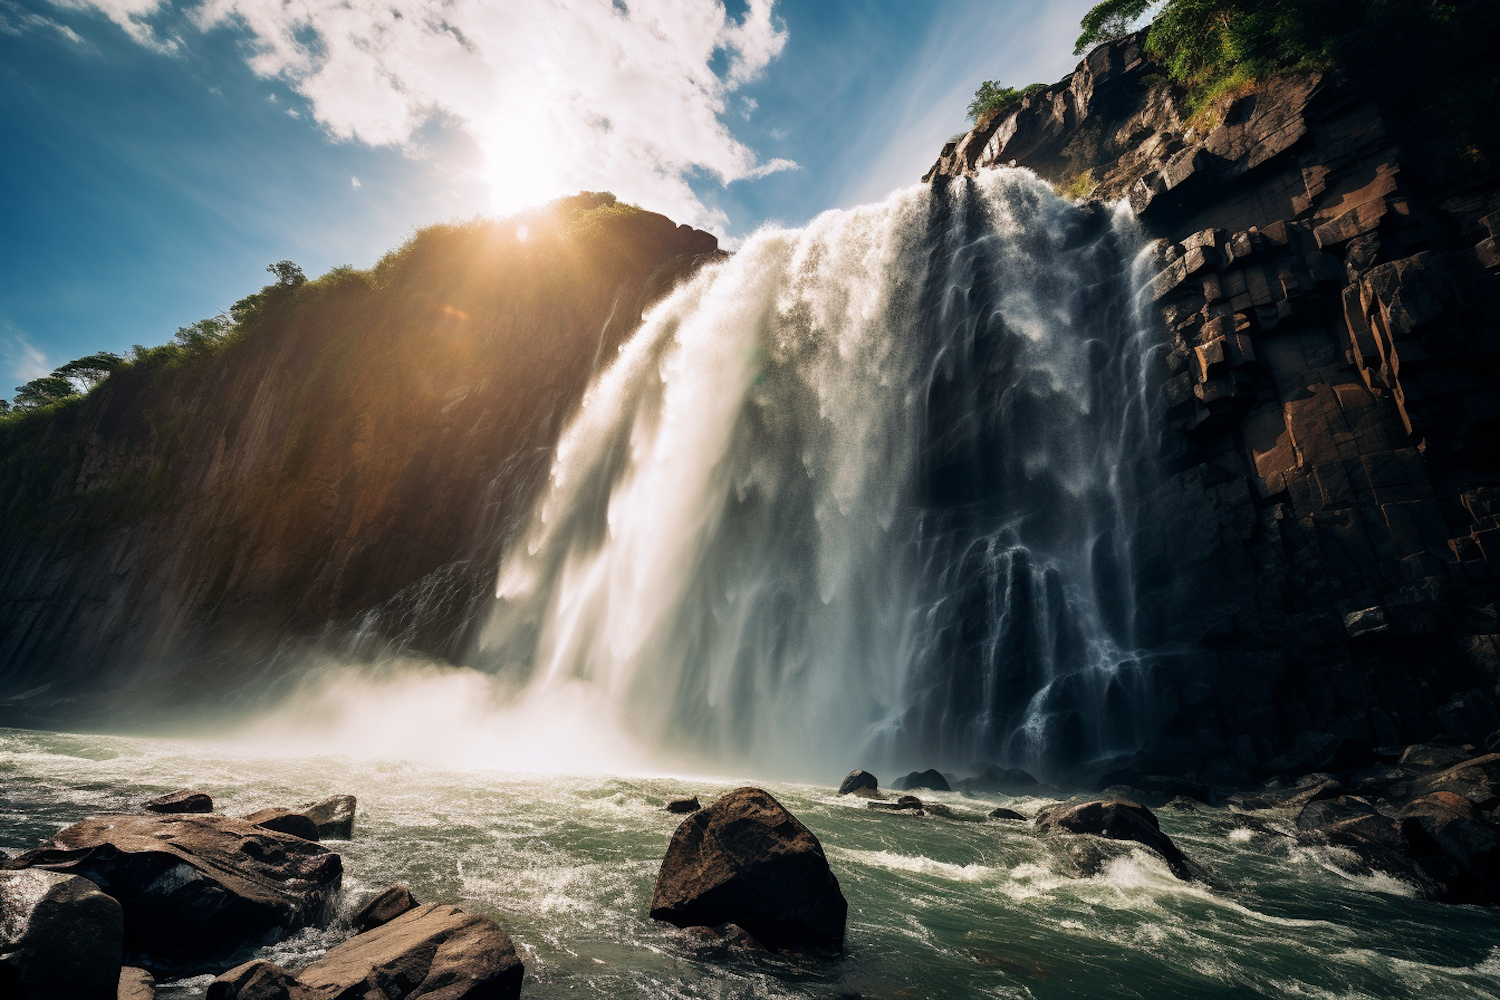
[1,0,1096,385]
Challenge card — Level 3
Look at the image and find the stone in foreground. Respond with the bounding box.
[836,770,878,796]
[8,813,341,966]
[296,795,357,840]
[650,787,847,952]
[211,903,523,1000]
[0,869,123,1000]
[1034,799,1193,880]
[351,884,420,933]
[118,966,156,1000]
[142,790,213,814]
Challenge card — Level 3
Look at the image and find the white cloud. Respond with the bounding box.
[351,176,360,189]
[51,0,175,50]
[2,327,50,386]
[65,0,793,233]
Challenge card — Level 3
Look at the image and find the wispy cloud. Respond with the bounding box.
[1,1,90,45]
[61,0,795,233]
[52,0,177,51]
[1,325,50,387]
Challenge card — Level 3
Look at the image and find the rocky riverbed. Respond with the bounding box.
[4,727,1500,999]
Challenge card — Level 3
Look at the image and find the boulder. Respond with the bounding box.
[244,809,320,842]
[7,813,341,967]
[681,922,769,954]
[295,795,356,840]
[896,769,950,792]
[867,795,924,813]
[836,770,878,796]
[961,765,1037,794]
[667,796,701,814]
[351,884,419,933]
[206,960,312,1000]
[0,869,123,1000]
[118,967,155,1000]
[1034,800,1193,880]
[988,807,1027,821]
[1398,792,1500,903]
[302,903,521,999]
[649,787,847,952]
[1409,754,1500,810]
[142,790,212,814]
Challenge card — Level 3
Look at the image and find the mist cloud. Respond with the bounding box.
[65,0,794,232]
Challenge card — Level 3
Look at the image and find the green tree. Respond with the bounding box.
[52,351,124,392]
[172,315,233,350]
[967,81,1046,124]
[13,375,78,411]
[267,260,307,287]
[1075,0,1154,54]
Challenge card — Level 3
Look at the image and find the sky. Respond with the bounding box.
[1,0,1097,385]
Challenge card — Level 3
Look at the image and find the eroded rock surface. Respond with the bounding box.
[0,869,123,1000]
[650,787,847,952]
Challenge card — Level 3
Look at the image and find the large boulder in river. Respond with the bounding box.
[1398,792,1500,903]
[896,769,950,792]
[837,770,878,796]
[6,813,341,967]
[296,795,356,840]
[243,809,320,842]
[209,903,523,1000]
[142,790,212,814]
[0,869,124,999]
[1034,799,1193,880]
[649,787,847,952]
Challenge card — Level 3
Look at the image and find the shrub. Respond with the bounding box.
[967,81,1046,124]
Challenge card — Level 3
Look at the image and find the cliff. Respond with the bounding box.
[929,32,1500,781]
[0,196,720,726]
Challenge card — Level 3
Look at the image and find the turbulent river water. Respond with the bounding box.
[6,727,1500,1000]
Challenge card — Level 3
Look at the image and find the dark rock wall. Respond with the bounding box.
[0,205,720,726]
[929,35,1500,777]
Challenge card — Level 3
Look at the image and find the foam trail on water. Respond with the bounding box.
[475,170,1160,779]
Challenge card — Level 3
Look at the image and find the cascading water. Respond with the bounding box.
[474,169,1163,780]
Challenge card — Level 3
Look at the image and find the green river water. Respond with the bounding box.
[3,727,1499,999]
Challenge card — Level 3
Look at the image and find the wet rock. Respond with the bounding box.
[837,770,878,796]
[1399,744,1474,771]
[988,807,1027,821]
[682,922,769,954]
[667,796,701,814]
[649,787,847,952]
[142,790,212,814]
[1034,799,1193,880]
[243,809,320,842]
[1398,792,1500,903]
[295,795,356,840]
[205,960,312,1000]
[118,966,155,1000]
[351,884,419,934]
[961,765,1037,794]
[8,813,341,967]
[299,903,523,1000]
[896,769,950,792]
[1409,753,1500,810]
[0,869,123,1000]
[867,795,924,814]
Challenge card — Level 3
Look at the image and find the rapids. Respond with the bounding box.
[475,170,1162,780]
[4,728,1499,999]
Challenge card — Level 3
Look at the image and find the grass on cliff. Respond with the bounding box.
[1075,0,1500,176]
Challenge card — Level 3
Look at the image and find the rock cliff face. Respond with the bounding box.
[0,198,720,726]
[929,33,1500,780]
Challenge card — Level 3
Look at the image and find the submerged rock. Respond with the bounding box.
[896,769,951,792]
[243,809,320,842]
[351,884,419,933]
[7,813,341,967]
[650,787,847,952]
[295,795,356,840]
[0,869,123,1000]
[988,807,1027,821]
[681,922,769,954]
[1034,799,1194,880]
[142,790,212,814]
[867,795,924,814]
[667,796,701,814]
[837,770,878,796]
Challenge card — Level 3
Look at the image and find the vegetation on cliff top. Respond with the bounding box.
[1074,0,1499,172]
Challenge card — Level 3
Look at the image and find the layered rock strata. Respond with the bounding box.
[928,33,1500,780]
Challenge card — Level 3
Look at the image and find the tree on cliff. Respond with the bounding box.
[52,352,124,392]
[12,375,78,411]
[267,260,307,288]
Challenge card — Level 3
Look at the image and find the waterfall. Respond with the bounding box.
[474,169,1162,780]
